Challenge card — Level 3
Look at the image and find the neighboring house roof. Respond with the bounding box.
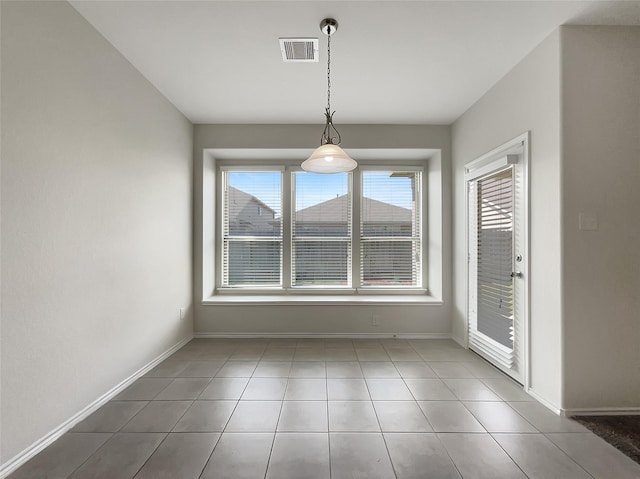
[296,195,411,223]
[229,186,275,213]
[228,186,276,215]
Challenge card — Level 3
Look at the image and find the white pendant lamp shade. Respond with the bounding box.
[302,143,357,173]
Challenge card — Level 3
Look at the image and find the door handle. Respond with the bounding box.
[510,271,523,278]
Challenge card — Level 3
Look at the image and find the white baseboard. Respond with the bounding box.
[0,335,193,479]
[194,332,451,340]
[563,407,640,417]
[525,388,562,415]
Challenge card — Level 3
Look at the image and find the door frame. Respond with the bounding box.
[464,132,530,390]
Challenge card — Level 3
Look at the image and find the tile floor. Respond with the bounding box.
[9,338,640,478]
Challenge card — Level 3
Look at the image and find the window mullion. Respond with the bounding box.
[282,169,292,290]
[352,168,362,289]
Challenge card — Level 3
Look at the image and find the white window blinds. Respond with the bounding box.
[222,171,282,286]
[474,167,514,350]
[361,171,421,287]
[292,171,351,287]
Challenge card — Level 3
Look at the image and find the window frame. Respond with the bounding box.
[359,166,423,289]
[290,167,354,289]
[215,161,427,296]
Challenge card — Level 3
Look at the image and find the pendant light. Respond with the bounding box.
[301,18,356,174]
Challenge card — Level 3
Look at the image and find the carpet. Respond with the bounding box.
[573,416,640,464]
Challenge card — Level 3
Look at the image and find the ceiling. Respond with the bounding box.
[70,1,640,125]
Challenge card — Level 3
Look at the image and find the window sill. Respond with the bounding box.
[202,294,443,306]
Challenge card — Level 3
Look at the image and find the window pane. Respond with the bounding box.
[361,240,417,286]
[293,240,349,286]
[294,172,350,237]
[223,171,282,287]
[292,172,351,287]
[362,171,418,237]
[225,240,281,286]
[226,172,282,237]
[361,171,421,287]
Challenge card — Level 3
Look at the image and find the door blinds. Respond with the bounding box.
[469,167,515,368]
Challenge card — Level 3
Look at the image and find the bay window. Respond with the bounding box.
[219,165,423,293]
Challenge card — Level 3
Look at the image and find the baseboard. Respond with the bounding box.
[450,334,466,348]
[0,334,193,479]
[525,388,562,415]
[563,407,640,417]
[194,332,452,340]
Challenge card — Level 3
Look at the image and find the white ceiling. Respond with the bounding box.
[70,1,640,125]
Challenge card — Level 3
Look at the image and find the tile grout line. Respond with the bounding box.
[360,353,398,479]
[196,341,256,479]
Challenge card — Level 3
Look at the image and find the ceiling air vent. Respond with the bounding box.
[279,38,319,62]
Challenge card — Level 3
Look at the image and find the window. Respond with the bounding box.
[292,171,351,287]
[222,170,282,287]
[219,166,423,293]
[361,170,421,287]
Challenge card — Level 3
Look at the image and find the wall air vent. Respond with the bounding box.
[279,38,319,62]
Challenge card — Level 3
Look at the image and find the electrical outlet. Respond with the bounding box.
[179,308,186,320]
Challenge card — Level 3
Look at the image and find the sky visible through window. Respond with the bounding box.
[229,171,413,215]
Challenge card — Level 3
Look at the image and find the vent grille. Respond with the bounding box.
[279,38,319,62]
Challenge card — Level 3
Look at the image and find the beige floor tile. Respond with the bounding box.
[134,433,219,479]
[284,378,327,400]
[266,433,330,479]
[200,433,273,479]
[404,378,457,400]
[173,400,237,432]
[463,401,537,433]
[241,378,287,400]
[418,400,485,432]
[277,401,328,432]
[385,433,461,479]
[493,433,592,479]
[329,433,395,479]
[326,361,363,378]
[328,401,379,432]
[438,433,527,479]
[393,361,437,378]
[7,433,111,479]
[327,378,370,400]
[113,378,172,400]
[373,401,433,432]
[68,433,165,479]
[366,379,414,400]
[360,361,401,378]
[508,402,589,433]
[121,401,191,432]
[225,401,282,432]
[547,432,640,479]
[199,377,248,400]
[443,378,502,401]
[71,401,147,433]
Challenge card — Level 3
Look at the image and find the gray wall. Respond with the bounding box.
[1,1,193,463]
[452,32,563,409]
[453,26,640,412]
[561,26,640,411]
[194,124,453,336]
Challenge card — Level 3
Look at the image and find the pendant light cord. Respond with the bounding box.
[326,26,331,112]
[321,25,342,146]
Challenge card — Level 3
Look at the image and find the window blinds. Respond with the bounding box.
[361,171,421,287]
[292,172,351,287]
[222,171,282,286]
